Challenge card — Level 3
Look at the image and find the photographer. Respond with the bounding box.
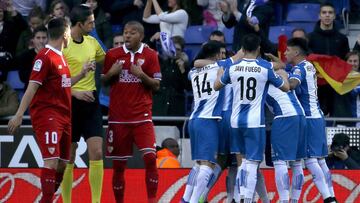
[326,133,360,169]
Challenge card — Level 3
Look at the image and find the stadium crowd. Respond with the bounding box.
[2,0,360,203]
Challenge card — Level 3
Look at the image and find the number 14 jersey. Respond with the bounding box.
[220,58,284,128]
[189,62,224,120]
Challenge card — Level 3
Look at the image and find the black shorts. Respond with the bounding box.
[72,91,103,142]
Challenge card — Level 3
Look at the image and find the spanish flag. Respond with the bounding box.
[306,54,360,95]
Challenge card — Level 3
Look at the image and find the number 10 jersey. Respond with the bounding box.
[189,62,224,120]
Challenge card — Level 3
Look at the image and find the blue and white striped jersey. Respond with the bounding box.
[189,62,224,120]
[289,60,323,118]
[220,58,284,128]
[266,84,305,118]
[217,58,234,111]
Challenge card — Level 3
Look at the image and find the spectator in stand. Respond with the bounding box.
[292,28,307,40]
[45,0,70,24]
[209,30,225,43]
[16,6,45,56]
[12,0,46,17]
[143,0,189,39]
[17,26,48,89]
[197,0,225,30]
[326,133,360,169]
[347,51,360,71]
[113,32,124,48]
[153,36,191,116]
[347,51,360,126]
[0,1,27,76]
[308,2,350,119]
[219,0,273,51]
[156,138,181,168]
[83,0,113,49]
[0,71,19,117]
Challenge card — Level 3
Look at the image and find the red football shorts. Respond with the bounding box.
[106,122,156,159]
[33,117,71,161]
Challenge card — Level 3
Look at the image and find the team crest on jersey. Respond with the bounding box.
[293,69,301,76]
[107,146,113,153]
[48,147,55,155]
[61,74,71,87]
[137,58,145,66]
[33,59,42,71]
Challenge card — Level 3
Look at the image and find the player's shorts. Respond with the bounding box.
[306,117,328,157]
[218,110,232,154]
[32,115,71,161]
[72,91,103,142]
[188,118,219,163]
[231,127,265,161]
[105,122,156,159]
[271,115,307,161]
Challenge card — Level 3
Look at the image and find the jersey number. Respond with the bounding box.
[45,131,58,144]
[194,73,212,98]
[238,76,257,100]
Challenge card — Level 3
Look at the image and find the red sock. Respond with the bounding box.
[143,152,158,202]
[40,168,56,203]
[54,172,64,192]
[112,160,127,203]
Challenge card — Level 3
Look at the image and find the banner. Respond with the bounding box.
[1,169,359,203]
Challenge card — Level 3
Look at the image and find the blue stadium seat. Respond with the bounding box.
[184,45,202,61]
[285,22,316,33]
[223,27,234,44]
[6,71,24,90]
[286,3,320,23]
[328,0,350,15]
[273,2,284,25]
[184,25,216,44]
[268,25,295,43]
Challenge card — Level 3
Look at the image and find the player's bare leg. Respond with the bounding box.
[87,136,104,203]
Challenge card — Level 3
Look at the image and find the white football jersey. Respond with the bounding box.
[189,62,224,119]
[220,58,284,128]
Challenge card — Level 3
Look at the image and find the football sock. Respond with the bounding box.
[243,160,259,201]
[305,158,331,199]
[55,171,64,193]
[318,158,335,197]
[112,160,127,203]
[289,161,304,201]
[274,160,290,202]
[190,165,213,203]
[143,152,158,203]
[40,168,56,203]
[201,163,221,201]
[89,160,104,203]
[183,164,200,202]
[226,166,237,203]
[61,163,74,203]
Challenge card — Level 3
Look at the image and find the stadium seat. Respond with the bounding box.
[286,3,320,23]
[273,2,284,25]
[285,22,316,33]
[268,25,295,43]
[6,70,24,90]
[327,0,350,15]
[223,27,234,44]
[184,25,216,44]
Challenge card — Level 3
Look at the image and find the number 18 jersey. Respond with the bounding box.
[220,58,284,128]
[189,63,224,120]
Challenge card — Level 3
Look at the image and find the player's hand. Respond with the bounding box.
[72,90,95,103]
[265,53,281,62]
[130,63,144,78]
[108,59,123,77]
[334,149,349,161]
[175,58,185,73]
[80,61,95,77]
[134,0,144,8]
[8,114,23,135]
[218,1,229,13]
[150,32,160,42]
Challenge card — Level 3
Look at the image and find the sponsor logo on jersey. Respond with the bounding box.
[153,72,162,79]
[119,70,141,83]
[33,60,42,72]
[293,69,301,76]
[61,74,71,87]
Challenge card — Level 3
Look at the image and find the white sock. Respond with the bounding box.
[226,166,237,203]
[243,160,259,201]
[318,158,335,197]
[189,165,213,203]
[305,158,331,199]
[234,159,246,202]
[201,163,221,201]
[289,160,304,201]
[239,159,246,200]
[255,168,269,203]
[183,164,200,202]
[274,160,290,202]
